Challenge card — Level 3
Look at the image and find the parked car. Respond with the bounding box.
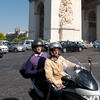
[75,41,88,49]
[0,48,3,58]
[59,41,83,53]
[0,40,9,45]
[19,40,34,50]
[96,44,100,51]
[9,43,26,52]
[93,40,100,48]
[0,42,8,53]
[59,41,67,45]
[41,40,50,51]
[4,42,16,51]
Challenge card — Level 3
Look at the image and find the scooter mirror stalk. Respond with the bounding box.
[88,57,91,63]
[88,57,92,74]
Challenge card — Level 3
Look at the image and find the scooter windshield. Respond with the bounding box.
[66,56,98,91]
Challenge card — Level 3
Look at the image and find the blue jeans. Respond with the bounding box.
[52,88,63,100]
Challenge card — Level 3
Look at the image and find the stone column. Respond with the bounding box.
[82,9,85,40]
[28,1,37,39]
[43,0,51,41]
[97,5,100,39]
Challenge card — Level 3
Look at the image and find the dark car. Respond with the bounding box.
[0,48,3,58]
[41,40,50,51]
[74,41,88,49]
[59,41,83,53]
[93,40,100,48]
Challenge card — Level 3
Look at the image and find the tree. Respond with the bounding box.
[12,37,28,42]
[12,38,20,42]
[20,37,28,40]
[0,32,6,40]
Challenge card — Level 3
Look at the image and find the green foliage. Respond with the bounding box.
[21,37,28,40]
[0,32,7,40]
[12,38,20,42]
[12,37,28,42]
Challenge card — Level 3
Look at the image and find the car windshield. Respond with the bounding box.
[0,43,3,46]
[41,40,50,44]
[95,40,100,43]
[18,42,24,45]
[15,43,23,46]
[59,41,65,45]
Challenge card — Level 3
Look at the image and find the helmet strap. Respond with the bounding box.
[49,51,60,58]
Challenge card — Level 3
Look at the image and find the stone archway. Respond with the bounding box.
[88,10,96,41]
[37,2,44,39]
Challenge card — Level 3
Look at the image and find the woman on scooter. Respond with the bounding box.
[25,39,50,100]
[44,42,76,100]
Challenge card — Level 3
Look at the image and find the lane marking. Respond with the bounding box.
[82,62,98,65]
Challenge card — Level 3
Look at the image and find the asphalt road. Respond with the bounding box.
[0,47,100,100]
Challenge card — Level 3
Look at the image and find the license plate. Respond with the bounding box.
[83,96,100,100]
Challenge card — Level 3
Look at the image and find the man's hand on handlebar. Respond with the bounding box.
[56,83,63,88]
[76,65,86,70]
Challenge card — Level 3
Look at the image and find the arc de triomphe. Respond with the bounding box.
[28,0,82,42]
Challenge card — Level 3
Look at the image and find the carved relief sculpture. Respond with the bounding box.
[59,0,73,26]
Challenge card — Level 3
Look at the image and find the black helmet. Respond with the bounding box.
[32,39,44,52]
[49,42,62,56]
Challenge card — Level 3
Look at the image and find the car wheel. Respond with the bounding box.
[26,47,29,50]
[23,50,25,52]
[95,46,98,48]
[0,55,3,58]
[14,48,18,52]
[62,48,67,53]
[78,47,82,52]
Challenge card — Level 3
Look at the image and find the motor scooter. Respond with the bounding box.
[61,56,100,100]
[28,78,58,100]
[28,56,100,100]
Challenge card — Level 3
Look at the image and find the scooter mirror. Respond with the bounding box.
[88,57,91,63]
[88,57,92,74]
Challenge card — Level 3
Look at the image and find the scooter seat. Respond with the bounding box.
[31,79,44,98]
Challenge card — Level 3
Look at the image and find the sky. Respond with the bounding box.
[0,0,29,34]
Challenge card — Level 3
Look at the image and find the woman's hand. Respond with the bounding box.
[38,68,44,73]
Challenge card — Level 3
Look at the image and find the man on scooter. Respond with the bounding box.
[25,39,50,100]
[44,42,77,100]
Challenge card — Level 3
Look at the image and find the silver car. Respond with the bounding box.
[19,40,34,50]
[0,48,3,58]
[0,43,8,53]
[9,43,26,52]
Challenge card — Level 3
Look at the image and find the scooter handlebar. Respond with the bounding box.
[61,75,71,81]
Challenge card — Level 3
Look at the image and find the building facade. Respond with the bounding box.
[82,0,100,42]
[28,0,82,42]
[6,28,28,41]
